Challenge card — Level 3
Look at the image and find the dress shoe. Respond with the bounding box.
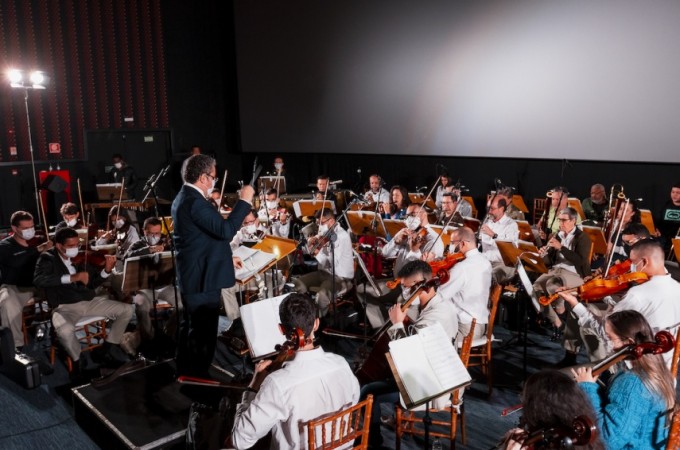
[37,357,54,376]
[91,358,147,388]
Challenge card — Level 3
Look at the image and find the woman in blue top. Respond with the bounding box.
[573,310,675,450]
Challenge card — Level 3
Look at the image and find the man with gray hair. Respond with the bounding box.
[581,183,607,225]
[531,207,596,366]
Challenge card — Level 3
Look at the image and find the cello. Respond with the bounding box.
[354,276,446,385]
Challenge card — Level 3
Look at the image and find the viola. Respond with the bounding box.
[386,252,464,289]
[521,415,597,449]
[605,259,631,277]
[538,271,649,306]
[70,248,110,268]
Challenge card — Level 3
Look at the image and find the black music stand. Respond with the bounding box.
[122,252,177,358]
[96,183,127,201]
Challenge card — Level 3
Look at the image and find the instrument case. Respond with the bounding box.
[0,326,41,389]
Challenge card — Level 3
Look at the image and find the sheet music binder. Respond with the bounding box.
[96,183,128,201]
[386,323,471,410]
[240,293,290,359]
[293,200,335,218]
[233,245,278,284]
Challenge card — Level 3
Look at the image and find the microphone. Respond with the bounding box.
[329,179,343,185]
[494,178,503,187]
[313,191,317,206]
[143,173,157,191]
[160,163,172,177]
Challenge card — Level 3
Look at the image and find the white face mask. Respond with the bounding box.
[65,247,79,259]
[66,218,77,227]
[405,216,421,231]
[244,224,258,234]
[114,162,123,169]
[147,235,161,245]
[266,200,279,209]
[114,219,125,229]
[20,227,36,241]
[318,224,329,235]
[274,163,283,170]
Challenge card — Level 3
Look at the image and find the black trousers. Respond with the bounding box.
[176,290,220,378]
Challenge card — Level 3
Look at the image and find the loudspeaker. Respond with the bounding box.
[40,174,67,193]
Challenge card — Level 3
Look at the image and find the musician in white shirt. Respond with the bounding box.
[292,209,354,317]
[363,174,390,205]
[479,197,519,284]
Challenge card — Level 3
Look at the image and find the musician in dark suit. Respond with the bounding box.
[171,154,254,377]
[33,227,133,376]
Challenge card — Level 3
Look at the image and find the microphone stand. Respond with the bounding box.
[142,162,178,357]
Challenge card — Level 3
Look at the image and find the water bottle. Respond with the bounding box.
[431,438,442,450]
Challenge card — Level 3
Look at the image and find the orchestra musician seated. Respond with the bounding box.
[227,293,360,450]
[358,260,458,450]
[34,227,133,380]
[291,209,354,318]
[494,186,525,221]
[581,183,607,226]
[0,211,54,360]
[54,202,90,234]
[437,192,465,226]
[380,185,410,220]
[572,310,675,449]
[439,227,492,341]
[498,369,604,450]
[534,187,581,245]
[258,188,291,238]
[531,207,598,366]
[363,174,390,205]
[478,197,519,285]
[123,216,180,345]
[558,239,680,369]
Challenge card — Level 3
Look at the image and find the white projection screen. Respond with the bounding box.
[233,0,680,163]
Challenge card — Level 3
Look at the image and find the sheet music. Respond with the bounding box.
[233,245,276,282]
[388,323,471,405]
[240,293,289,358]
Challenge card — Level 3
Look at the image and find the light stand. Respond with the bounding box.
[8,69,48,218]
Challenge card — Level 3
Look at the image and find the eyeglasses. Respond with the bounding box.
[205,173,219,183]
[319,218,333,225]
[557,217,573,222]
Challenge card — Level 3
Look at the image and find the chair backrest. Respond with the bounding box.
[459,319,476,367]
[486,285,502,343]
[307,395,374,450]
[670,326,680,379]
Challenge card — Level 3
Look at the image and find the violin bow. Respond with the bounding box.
[37,190,50,239]
[77,178,86,227]
[603,198,630,278]
[217,169,228,209]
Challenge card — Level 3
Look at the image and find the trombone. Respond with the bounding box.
[602,183,626,238]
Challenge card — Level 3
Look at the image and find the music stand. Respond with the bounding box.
[345,211,388,238]
[96,183,127,201]
[382,219,406,241]
[408,192,436,210]
[293,200,335,219]
[463,217,481,233]
[258,176,286,195]
[639,209,656,235]
[253,235,298,297]
[515,220,535,245]
[512,194,529,213]
[582,225,607,257]
[428,225,457,248]
[568,198,586,220]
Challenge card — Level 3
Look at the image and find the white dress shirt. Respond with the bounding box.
[315,226,355,280]
[232,347,360,450]
[438,249,492,325]
[480,215,519,264]
[364,187,390,204]
[381,226,444,278]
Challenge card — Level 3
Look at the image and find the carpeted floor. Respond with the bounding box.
[0,295,596,450]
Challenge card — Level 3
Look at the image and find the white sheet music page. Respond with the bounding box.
[233,245,276,282]
[388,323,471,404]
[240,293,289,358]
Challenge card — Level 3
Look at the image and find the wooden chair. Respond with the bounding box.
[394,320,476,450]
[667,404,680,450]
[670,326,680,379]
[306,394,373,450]
[50,315,108,372]
[532,198,547,225]
[458,284,502,395]
[462,196,477,218]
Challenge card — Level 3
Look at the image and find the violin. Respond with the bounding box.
[538,271,649,306]
[308,222,338,254]
[501,330,675,418]
[604,259,631,277]
[520,415,597,449]
[70,248,110,268]
[386,252,464,289]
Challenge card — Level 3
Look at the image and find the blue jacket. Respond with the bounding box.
[171,185,251,297]
[580,371,669,449]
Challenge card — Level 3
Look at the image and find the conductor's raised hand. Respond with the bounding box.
[239,185,255,203]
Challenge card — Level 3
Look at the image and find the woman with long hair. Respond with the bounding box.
[500,369,604,449]
[573,309,675,449]
[381,185,410,220]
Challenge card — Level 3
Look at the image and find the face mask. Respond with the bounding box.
[114,219,125,229]
[114,162,123,169]
[244,224,257,234]
[66,218,77,227]
[266,201,279,209]
[65,247,79,259]
[20,227,36,241]
[274,163,283,170]
[405,216,421,231]
[630,261,643,273]
[401,286,413,301]
[318,224,329,235]
[147,235,161,245]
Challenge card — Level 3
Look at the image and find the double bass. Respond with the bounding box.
[354,276,446,385]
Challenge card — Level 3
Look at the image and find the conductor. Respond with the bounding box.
[171,155,254,377]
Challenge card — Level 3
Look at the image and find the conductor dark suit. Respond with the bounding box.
[172,183,251,376]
